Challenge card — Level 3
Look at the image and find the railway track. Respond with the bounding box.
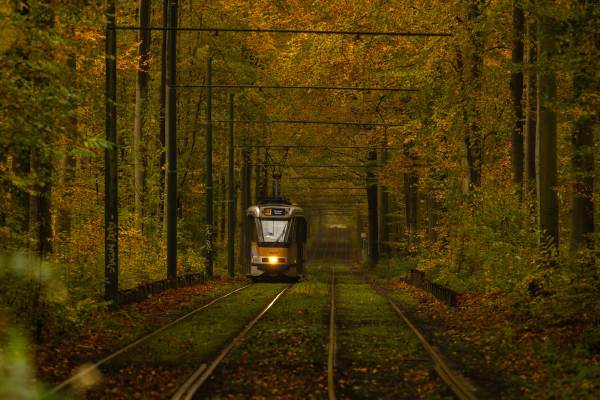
[326,230,477,400]
[44,283,253,397]
[46,229,475,399]
[372,283,477,400]
[171,284,293,400]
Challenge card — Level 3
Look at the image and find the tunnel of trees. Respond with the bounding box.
[0,0,598,397]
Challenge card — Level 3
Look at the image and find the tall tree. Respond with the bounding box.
[569,0,595,253]
[536,5,559,248]
[462,0,485,190]
[510,1,525,196]
[366,149,379,267]
[524,15,537,194]
[404,172,419,252]
[133,0,151,230]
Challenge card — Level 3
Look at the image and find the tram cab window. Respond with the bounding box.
[260,219,289,243]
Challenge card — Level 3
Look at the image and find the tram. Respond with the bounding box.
[245,197,307,281]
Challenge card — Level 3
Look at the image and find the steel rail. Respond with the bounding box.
[370,283,478,400]
[328,237,338,400]
[44,284,253,397]
[175,84,418,92]
[171,285,292,400]
[112,26,452,37]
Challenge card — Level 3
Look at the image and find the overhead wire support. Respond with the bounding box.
[250,164,385,168]
[112,25,452,37]
[237,145,403,150]
[290,176,361,180]
[205,119,404,127]
[175,84,418,92]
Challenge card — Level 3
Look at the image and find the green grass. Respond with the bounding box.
[114,283,288,366]
[335,264,452,399]
[372,256,418,279]
[195,263,331,398]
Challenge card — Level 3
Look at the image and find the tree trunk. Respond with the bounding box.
[30,150,53,257]
[13,150,31,235]
[463,0,485,190]
[510,1,525,197]
[133,0,150,231]
[57,54,77,236]
[379,142,390,256]
[569,2,595,253]
[366,150,379,267]
[220,173,226,243]
[524,17,537,194]
[425,191,438,244]
[404,172,418,252]
[536,12,559,249]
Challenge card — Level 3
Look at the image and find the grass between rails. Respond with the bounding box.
[81,283,287,399]
[370,263,600,399]
[196,263,331,399]
[334,264,452,399]
[34,273,249,392]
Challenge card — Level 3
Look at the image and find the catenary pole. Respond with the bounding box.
[227,94,235,277]
[105,0,119,302]
[166,0,178,280]
[205,57,214,277]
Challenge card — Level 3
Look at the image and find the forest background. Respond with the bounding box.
[0,0,598,389]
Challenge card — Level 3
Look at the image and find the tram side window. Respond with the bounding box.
[260,219,288,243]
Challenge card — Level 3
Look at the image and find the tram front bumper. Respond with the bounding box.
[249,257,299,277]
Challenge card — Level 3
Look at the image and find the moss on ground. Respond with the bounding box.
[196,264,331,399]
[335,264,452,399]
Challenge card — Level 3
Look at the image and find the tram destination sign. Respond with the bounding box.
[263,207,287,216]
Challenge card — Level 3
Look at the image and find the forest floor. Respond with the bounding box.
[33,275,248,387]
[377,275,600,399]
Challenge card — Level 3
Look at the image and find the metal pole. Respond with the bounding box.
[158,0,168,223]
[105,0,119,302]
[227,94,235,277]
[205,57,214,278]
[166,0,178,280]
[262,149,269,197]
[254,146,260,202]
[239,145,248,271]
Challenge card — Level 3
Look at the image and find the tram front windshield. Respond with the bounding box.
[260,219,289,243]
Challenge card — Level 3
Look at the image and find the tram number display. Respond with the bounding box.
[263,208,286,216]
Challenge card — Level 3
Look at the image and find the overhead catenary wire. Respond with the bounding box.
[202,119,404,127]
[113,26,452,37]
[250,164,384,168]
[237,145,402,150]
[175,84,418,92]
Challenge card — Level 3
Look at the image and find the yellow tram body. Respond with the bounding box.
[245,201,307,280]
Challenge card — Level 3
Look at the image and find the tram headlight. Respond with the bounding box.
[268,256,278,264]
